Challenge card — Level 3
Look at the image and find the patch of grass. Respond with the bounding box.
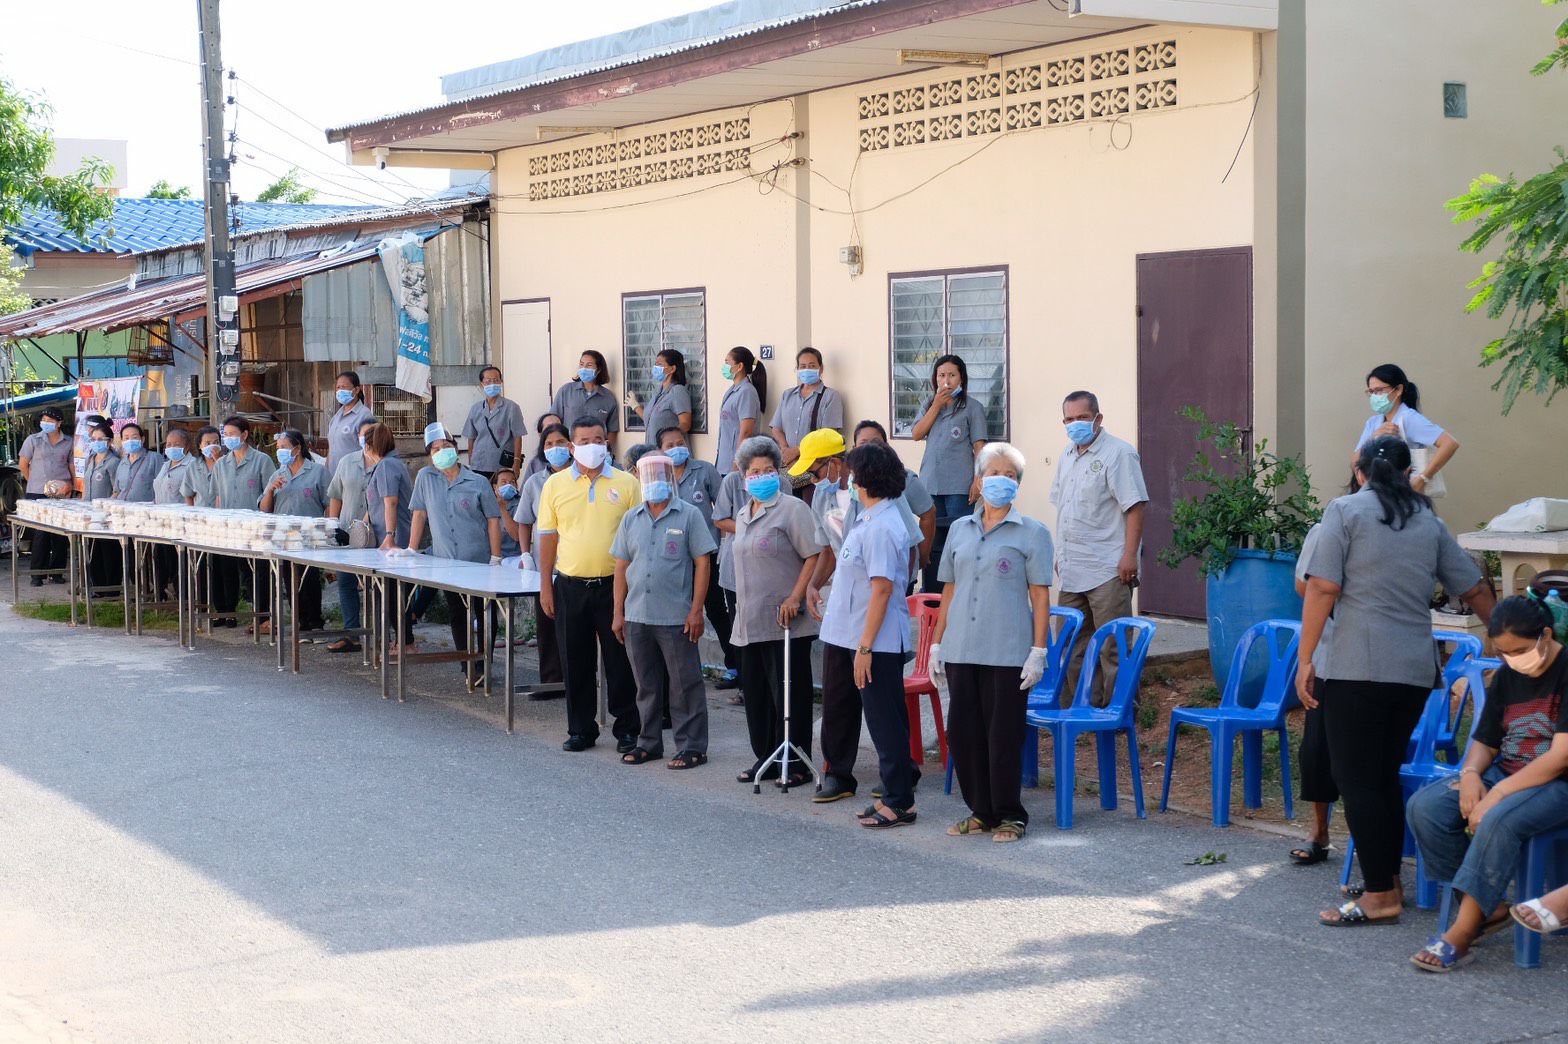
[1191,684,1223,707]
[1185,851,1228,866]
[12,600,179,631]
[1135,696,1158,731]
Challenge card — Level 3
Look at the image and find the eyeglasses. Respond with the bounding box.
[1364,386,1394,397]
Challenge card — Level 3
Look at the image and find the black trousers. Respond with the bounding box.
[532,594,563,684]
[152,545,179,598]
[856,646,917,811]
[87,538,122,589]
[442,589,482,681]
[947,662,1029,826]
[820,642,865,788]
[23,494,66,577]
[203,554,241,615]
[739,636,815,775]
[721,588,741,673]
[1298,683,1339,805]
[260,565,323,632]
[1321,678,1428,893]
[554,574,639,743]
[702,554,737,671]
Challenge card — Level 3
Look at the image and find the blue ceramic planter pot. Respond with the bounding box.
[1206,549,1302,702]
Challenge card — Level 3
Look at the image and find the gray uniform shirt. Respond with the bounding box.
[1295,525,1333,652]
[610,498,718,625]
[713,468,745,591]
[265,459,330,517]
[1303,489,1482,688]
[153,458,191,505]
[918,394,989,496]
[213,450,271,509]
[715,381,760,474]
[83,450,120,500]
[903,468,934,518]
[820,499,911,654]
[675,459,722,544]
[641,383,692,446]
[549,381,620,434]
[512,468,555,560]
[463,396,527,472]
[327,450,370,528]
[770,384,844,446]
[411,465,501,563]
[113,450,165,503]
[20,431,73,493]
[366,454,414,546]
[938,508,1055,667]
[731,493,825,645]
[181,457,222,507]
[326,400,375,477]
[1049,430,1149,594]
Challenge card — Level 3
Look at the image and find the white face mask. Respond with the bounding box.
[572,442,608,470]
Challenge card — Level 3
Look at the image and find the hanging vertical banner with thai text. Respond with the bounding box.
[378,232,432,401]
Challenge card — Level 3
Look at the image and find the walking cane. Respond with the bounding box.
[752,619,819,795]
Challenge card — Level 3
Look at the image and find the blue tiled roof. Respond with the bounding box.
[3,197,375,256]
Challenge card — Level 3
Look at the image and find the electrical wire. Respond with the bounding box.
[233,98,411,205]
[233,140,401,208]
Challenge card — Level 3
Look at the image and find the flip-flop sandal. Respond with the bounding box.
[1321,901,1400,927]
[858,805,916,829]
[947,817,992,836]
[667,751,707,770]
[1410,935,1474,973]
[1475,908,1514,943]
[1290,842,1331,865]
[992,820,1026,843]
[621,748,661,765]
[1512,899,1565,935]
[326,639,361,653]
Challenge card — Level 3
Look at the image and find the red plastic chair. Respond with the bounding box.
[903,593,946,765]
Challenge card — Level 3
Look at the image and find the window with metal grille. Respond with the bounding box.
[889,267,1008,438]
[622,288,708,433]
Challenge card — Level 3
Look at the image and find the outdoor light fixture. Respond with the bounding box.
[535,126,615,139]
[897,49,991,67]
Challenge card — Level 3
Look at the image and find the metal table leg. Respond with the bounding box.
[133,539,145,636]
[288,561,300,673]
[481,595,493,701]
[82,536,95,629]
[120,538,132,635]
[8,521,17,605]
[67,533,78,628]
[378,576,389,699]
[505,595,516,734]
[396,579,407,703]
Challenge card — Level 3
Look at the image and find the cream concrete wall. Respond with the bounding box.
[1301,1,1566,532]
[492,26,1261,527]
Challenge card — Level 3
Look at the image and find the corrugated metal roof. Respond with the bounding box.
[327,0,886,135]
[3,198,376,257]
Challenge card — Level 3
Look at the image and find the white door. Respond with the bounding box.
[501,299,552,429]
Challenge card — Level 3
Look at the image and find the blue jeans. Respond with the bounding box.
[923,493,974,592]
[1408,767,1568,913]
[338,571,361,631]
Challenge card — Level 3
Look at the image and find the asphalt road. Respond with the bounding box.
[1,602,1565,1043]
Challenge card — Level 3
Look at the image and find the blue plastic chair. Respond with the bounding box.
[1409,631,1485,764]
[1340,653,1499,907]
[943,606,1084,796]
[1513,824,1568,968]
[1159,619,1302,827]
[1026,617,1158,830]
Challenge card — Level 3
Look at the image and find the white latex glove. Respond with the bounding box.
[489,555,502,567]
[1020,646,1048,691]
[384,546,411,559]
[928,643,945,687]
[519,552,537,572]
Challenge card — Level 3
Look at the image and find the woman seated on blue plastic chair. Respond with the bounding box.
[928,442,1054,844]
[1406,596,1568,972]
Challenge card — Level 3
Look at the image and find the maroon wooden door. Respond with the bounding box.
[1136,248,1253,619]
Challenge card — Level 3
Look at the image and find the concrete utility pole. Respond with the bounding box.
[197,0,239,414]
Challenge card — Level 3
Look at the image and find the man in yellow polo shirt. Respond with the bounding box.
[538,417,644,752]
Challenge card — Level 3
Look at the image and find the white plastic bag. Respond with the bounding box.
[1485,498,1568,534]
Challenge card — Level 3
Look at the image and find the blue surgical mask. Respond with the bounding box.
[358,435,367,449]
[650,364,667,382]
[797,369,821,385]
[40,421,58,433]
[165,447,186,463]
[1369,392,1394,416]
[498,483,518,500]
[746,473,781,502]
[432,447,459,470]
[981,475,1020,506]
[1065,420,1096,446]
[89,439,109,455]
[336,388,356,406]
[223,435,245,452]
[202,443,220,459]
[577,367,597,384]
[642,480,673,503]
[721,363,736,381]
[665,446,691,467]
[276,447,294,466]
[544,445,572,469]
[817,474,840,495]
[123,439,144,455]
[483,383,502,399]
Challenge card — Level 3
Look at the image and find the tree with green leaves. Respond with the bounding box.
[145,179,194,200]
[1447,0,1568,412]
[1,75,116,316]
[256,167,316,204]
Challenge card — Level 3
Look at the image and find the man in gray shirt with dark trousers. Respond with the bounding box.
[18,406,73,585]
